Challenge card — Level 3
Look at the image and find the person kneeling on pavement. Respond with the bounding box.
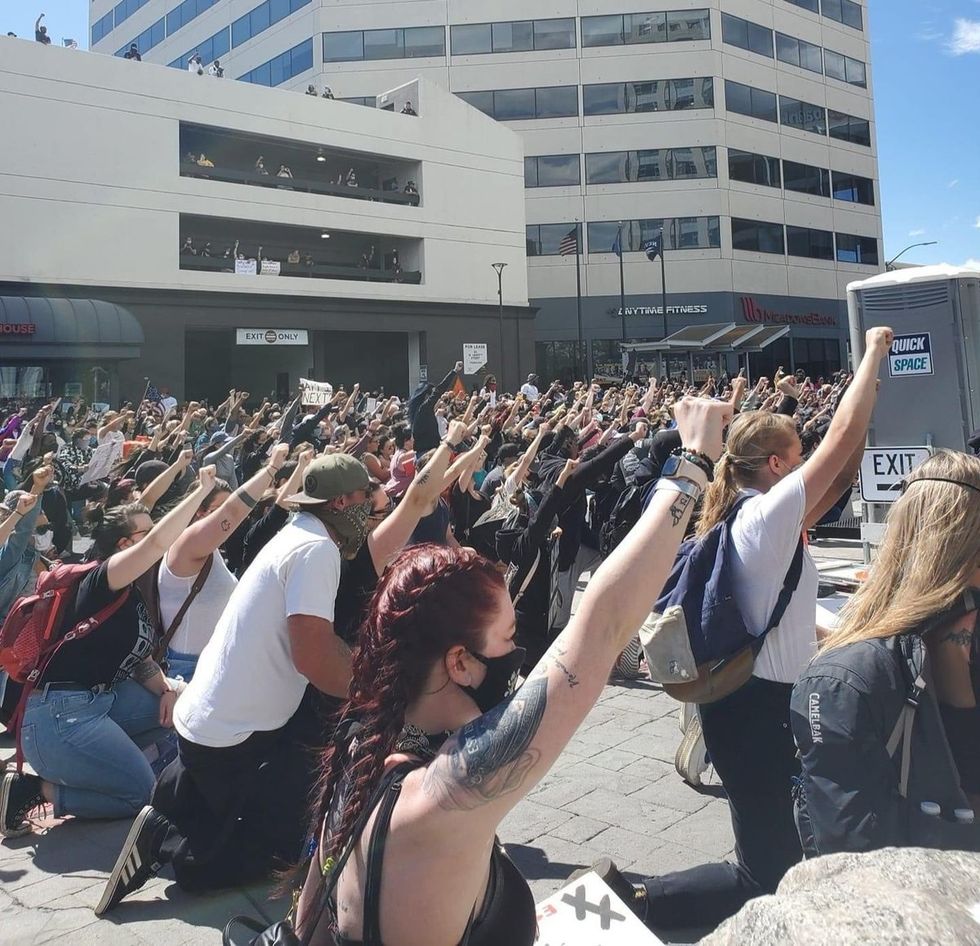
[96,454,371,914]
[0,467,218,838]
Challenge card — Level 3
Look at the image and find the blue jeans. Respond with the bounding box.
[3,457,22,492]
[20,679,169,819]
[165,648,199,683]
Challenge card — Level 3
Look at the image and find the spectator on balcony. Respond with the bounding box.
[200,243,212,258]
[276,165,294,189]
[181,237,197,257]
[401,100,417,116]
[383,178,399,193]
[403,180,419,199]
[305,85,318,96]
[188,53,204,75]
[322,87,335,100]
[208,59,223,78]
[358,244,376,271]
[287,248,301,265]
[35,14,51,45]
[197,153,214,168]
[255,156,269,177]
[301,253,315,271]
[123,44,141,61]
[345,168,358,188]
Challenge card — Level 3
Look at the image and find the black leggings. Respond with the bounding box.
[641,676,802,930]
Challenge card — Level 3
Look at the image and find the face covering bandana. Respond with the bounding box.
[319,501,371,558]
[463,646,527,714]
[395,723,454,762]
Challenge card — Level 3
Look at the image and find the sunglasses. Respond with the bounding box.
[900,477,980,496]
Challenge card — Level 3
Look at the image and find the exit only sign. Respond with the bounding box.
[860,446,932,503]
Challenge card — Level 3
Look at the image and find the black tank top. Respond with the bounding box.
[313,764,537,946]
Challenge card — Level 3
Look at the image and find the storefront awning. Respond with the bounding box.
[622,322,790,353]
[0,296,144,359]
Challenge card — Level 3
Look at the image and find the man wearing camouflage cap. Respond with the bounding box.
[98,454,370,912]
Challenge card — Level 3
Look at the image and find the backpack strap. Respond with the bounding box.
[152,554,214,664]
[886,638,927,799]
[749,538,805,657]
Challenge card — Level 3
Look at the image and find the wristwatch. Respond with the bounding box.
[668,447,715,482]
[660,454,709,491]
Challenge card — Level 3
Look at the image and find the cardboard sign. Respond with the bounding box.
[463,343,488,375]
[80,440,122,485]
[260,260,281,276]
[235,258,257,276]
[300,378,334,407]
[860,446,932,502]
[888,333,933,378]
[535,871,664,945]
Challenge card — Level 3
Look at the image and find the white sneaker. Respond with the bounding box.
[675,709,710,787]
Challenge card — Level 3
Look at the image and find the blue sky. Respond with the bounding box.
[4,1,979,268]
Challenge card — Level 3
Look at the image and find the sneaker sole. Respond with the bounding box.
[0,773,33,839]
[675,715,708,787]
[94,805,155,916]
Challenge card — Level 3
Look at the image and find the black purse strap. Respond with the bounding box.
[362,769,410,946]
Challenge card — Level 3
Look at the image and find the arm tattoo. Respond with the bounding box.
[421,676,548,811]
[941,629,974,647]
[669,494,693,527]
[235,486,258,509]
[219,517,232,533]
[532,642,579,689]
[132,658,162,683]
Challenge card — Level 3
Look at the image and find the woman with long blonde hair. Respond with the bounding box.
[791,450,980,856]
[591,328,895,934]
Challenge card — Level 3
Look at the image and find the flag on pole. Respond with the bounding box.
[558,226,578,256]
[612,228,623,258]
[63,39,79,49]
[145,384,163,404]
[643,232,663,261]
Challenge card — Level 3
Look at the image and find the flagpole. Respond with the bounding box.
[618,223,626,343]
[660,228,668,341]
[575,225,584,380]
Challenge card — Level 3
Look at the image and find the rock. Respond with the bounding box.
[701,848,980,945]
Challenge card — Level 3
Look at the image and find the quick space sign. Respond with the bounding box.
[860,446,932,503]
[236,329,309,346]
[888,333,933,378]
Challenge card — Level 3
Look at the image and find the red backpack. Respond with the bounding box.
[0,561,130,767]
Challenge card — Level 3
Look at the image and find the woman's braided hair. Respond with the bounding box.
[311,544,505,863]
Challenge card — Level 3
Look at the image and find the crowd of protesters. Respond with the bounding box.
[1,333,978,943]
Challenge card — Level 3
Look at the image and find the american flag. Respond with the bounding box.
[558,227,579,256]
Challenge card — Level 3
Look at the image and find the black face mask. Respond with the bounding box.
[462,646,526,714]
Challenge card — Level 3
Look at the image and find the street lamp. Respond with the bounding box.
[885,241,938,271]
[492,263,507,388]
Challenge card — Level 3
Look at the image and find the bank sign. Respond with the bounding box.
[888,333,933,378]
[235,328,309,346]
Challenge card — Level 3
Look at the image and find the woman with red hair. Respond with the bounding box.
[290,396,731,946]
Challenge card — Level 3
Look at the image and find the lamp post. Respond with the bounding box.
[885,241,938,271]
[492,262,507,388]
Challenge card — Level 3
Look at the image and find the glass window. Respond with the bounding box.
[92,12,115,45]
[732,218,785,254]
[535,86,578,118]
[232,14,250,47]
[586,148,715,183]
[250,3,271,37]
[799,38,823,72]
[787,0,819,11]
[836,233,878,265]
[533,18,575,49]
[584,78,711,115]
[666,10,710,41]
[586,152,629,183]
[270,0,290,25]
[626,12,666,43]
[212,27,229,59]
[526,223,578,256]
[492,21,533,53]
[775,32,800,66]
[832,171,874,204]
[824,49,846,81]
[671,146,717,179]
[451,24,491,54]
[404,26,444,58]
[584,83,624,116]
[786,225,834,259]
[783,160,831,197]
[323,31,363,62]
[581,14,625,47]
[363,29,403,60]
[586,222,622,254]
[290,37,313,74]
[494,88,536,120]
[456,91,493,115]
[725,80,777,123]
[729,149,781,187]
[823,0,862,30]
[722,13,773,57]
[526,154,580,187]
[845,56,867,86]
[780,96,826,135]
[828,110,871,146]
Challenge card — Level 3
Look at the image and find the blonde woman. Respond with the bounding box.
[592,328,894,934]
[792,450,980,856]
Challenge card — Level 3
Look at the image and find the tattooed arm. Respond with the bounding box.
[417,397,731,832]
[167,442,288,577]
[367,421,468,574]
[927,611,978,710]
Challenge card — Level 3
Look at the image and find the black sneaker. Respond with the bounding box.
[95,805,171,915]
[567,856,647,920]
[0,771,44,838]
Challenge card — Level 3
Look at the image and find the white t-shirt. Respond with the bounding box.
[173,513,341,747]
[158,549,238,657]
[729,470,819,684]
[520,383,539,400]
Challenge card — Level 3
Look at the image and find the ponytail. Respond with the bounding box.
[696,455,742,536]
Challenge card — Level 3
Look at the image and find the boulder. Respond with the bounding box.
[702,848,980,945]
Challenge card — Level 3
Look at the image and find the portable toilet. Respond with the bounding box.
[847,264,980,554]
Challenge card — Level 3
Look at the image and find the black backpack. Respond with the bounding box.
[599,479,656,556]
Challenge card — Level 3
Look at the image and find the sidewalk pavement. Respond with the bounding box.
[0,539,862,945]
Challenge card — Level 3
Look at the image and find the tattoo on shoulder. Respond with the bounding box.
[420,676,548,811]
[669,494,693,527]
[940,628,974,647]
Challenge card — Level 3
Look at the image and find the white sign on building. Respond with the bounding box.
[234,258,257,276]
[236,329,309,346]
[860,446,932,503]
[463,343,488,375]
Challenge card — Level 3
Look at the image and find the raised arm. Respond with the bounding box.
[800,327,891,519]
[106,466,216,592]
[418,398,730,836]
[168,444,289,576]
[140,449,193,513]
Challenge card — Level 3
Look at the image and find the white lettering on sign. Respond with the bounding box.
[235,329,310,346]
[860,447,932,503]
[888,333,933,378]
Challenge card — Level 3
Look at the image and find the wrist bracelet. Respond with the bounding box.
[653,477,703,502]
[235,486,258,509]
[672,447,716,482]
